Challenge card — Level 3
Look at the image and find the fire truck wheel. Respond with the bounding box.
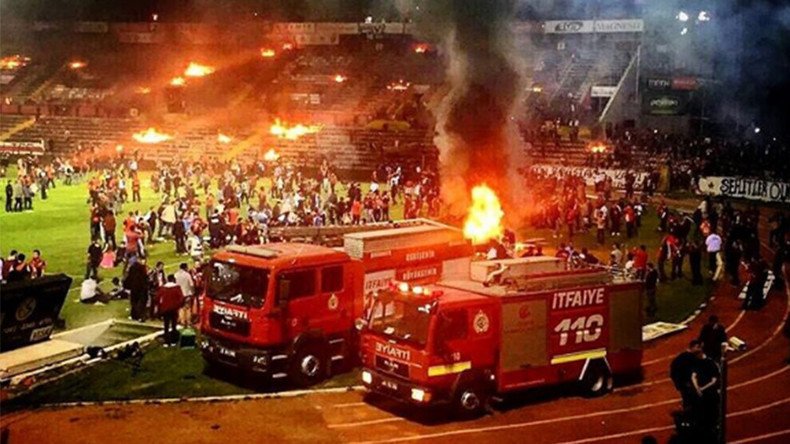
[454,382,491,418]
[290,344,327,387]
[581,360,612,397]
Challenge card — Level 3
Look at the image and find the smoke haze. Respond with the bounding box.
[404,0,527,219]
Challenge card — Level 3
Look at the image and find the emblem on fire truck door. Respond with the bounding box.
[473,310,490,334]
[328,294,339,310]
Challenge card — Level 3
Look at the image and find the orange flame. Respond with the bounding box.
[269,118,322,140]
[260,48,276,58]
[170,76,186,86]
[414,43,429,54]
[590,143,607,153]
[463,184,504,244]
[69,61,87,70]
[387,80,410,91]
[1,55,29,70]
[132,128,173,144]
[263,148,280,162]
[217,133,232,144]
[334,74,347,83]
[184,62,215,77]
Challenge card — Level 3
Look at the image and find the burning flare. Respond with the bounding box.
[333,74,347,83]
[260,48,276,58]
[217,133,232,144]
[1,55,29,70]
[387,80,411,92]
[413,43,429,54]
[269,119,322,140]
[132,128,173,144]
[69,61,87,70]
[263,148,280,162]
[463,184,504,244]
[184,62,215,77]
[170,77,186,87]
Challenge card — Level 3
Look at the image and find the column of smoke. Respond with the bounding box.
[408,0,527,220]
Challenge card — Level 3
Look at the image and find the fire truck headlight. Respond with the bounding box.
[410,388,429,402]
[362,370,373,385]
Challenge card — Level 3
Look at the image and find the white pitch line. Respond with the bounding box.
[727,396,790,417]
[332,402,367,408]
[730,429,790,444]
[554,396,790,444]
[726,310,746,333]
[729,365,789,390]
[347,357,790,443]
[349,399,679,443]
[730,276,790,365]
[41,385,364,409]
[329,417,404,429]
[642,307,744,367]
[554,425,675,444]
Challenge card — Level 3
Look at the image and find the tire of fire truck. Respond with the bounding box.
[289,341,329,387]
[580,359,613,397]
[452,373,493,418]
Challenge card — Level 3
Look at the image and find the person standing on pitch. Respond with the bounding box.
[156,274,184,347]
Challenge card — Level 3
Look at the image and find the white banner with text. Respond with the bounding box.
[530,164,648,190]
[698,177,790,203]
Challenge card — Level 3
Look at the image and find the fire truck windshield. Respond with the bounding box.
[207,261,269,308]
[368,296,435,347]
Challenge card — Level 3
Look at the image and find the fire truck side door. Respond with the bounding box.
[276,268,318,337]
[436,309,468,362]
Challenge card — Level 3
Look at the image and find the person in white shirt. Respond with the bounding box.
[705,232,722,278]
[174,263,195,325]
[80,278,110,304]
[705,233,724,281]
[187,234,203,261]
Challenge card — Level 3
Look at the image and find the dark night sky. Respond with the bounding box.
[2,0,789,138]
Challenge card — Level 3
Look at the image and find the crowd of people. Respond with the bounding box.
[0,249,47,282]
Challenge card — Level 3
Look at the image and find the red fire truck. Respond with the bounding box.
[199,223,472,386]
[359,256,643,415]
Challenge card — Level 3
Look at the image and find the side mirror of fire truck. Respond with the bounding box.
[277,279,290,310]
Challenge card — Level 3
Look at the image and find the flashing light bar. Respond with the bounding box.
[390,280,442,298]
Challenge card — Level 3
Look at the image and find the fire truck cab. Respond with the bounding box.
[199,223,473,386]
[359,256,643,416]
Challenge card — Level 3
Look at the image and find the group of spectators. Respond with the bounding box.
[0,249,47,283]
[3,156,57,212]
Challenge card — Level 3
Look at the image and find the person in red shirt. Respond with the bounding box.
[28,249,46,278]
[658,234,679,281]
[633,244,649,280]
[225,205,240,239]
[350,199,362,225]
[103,211,117,249]
[156,275,184,347]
